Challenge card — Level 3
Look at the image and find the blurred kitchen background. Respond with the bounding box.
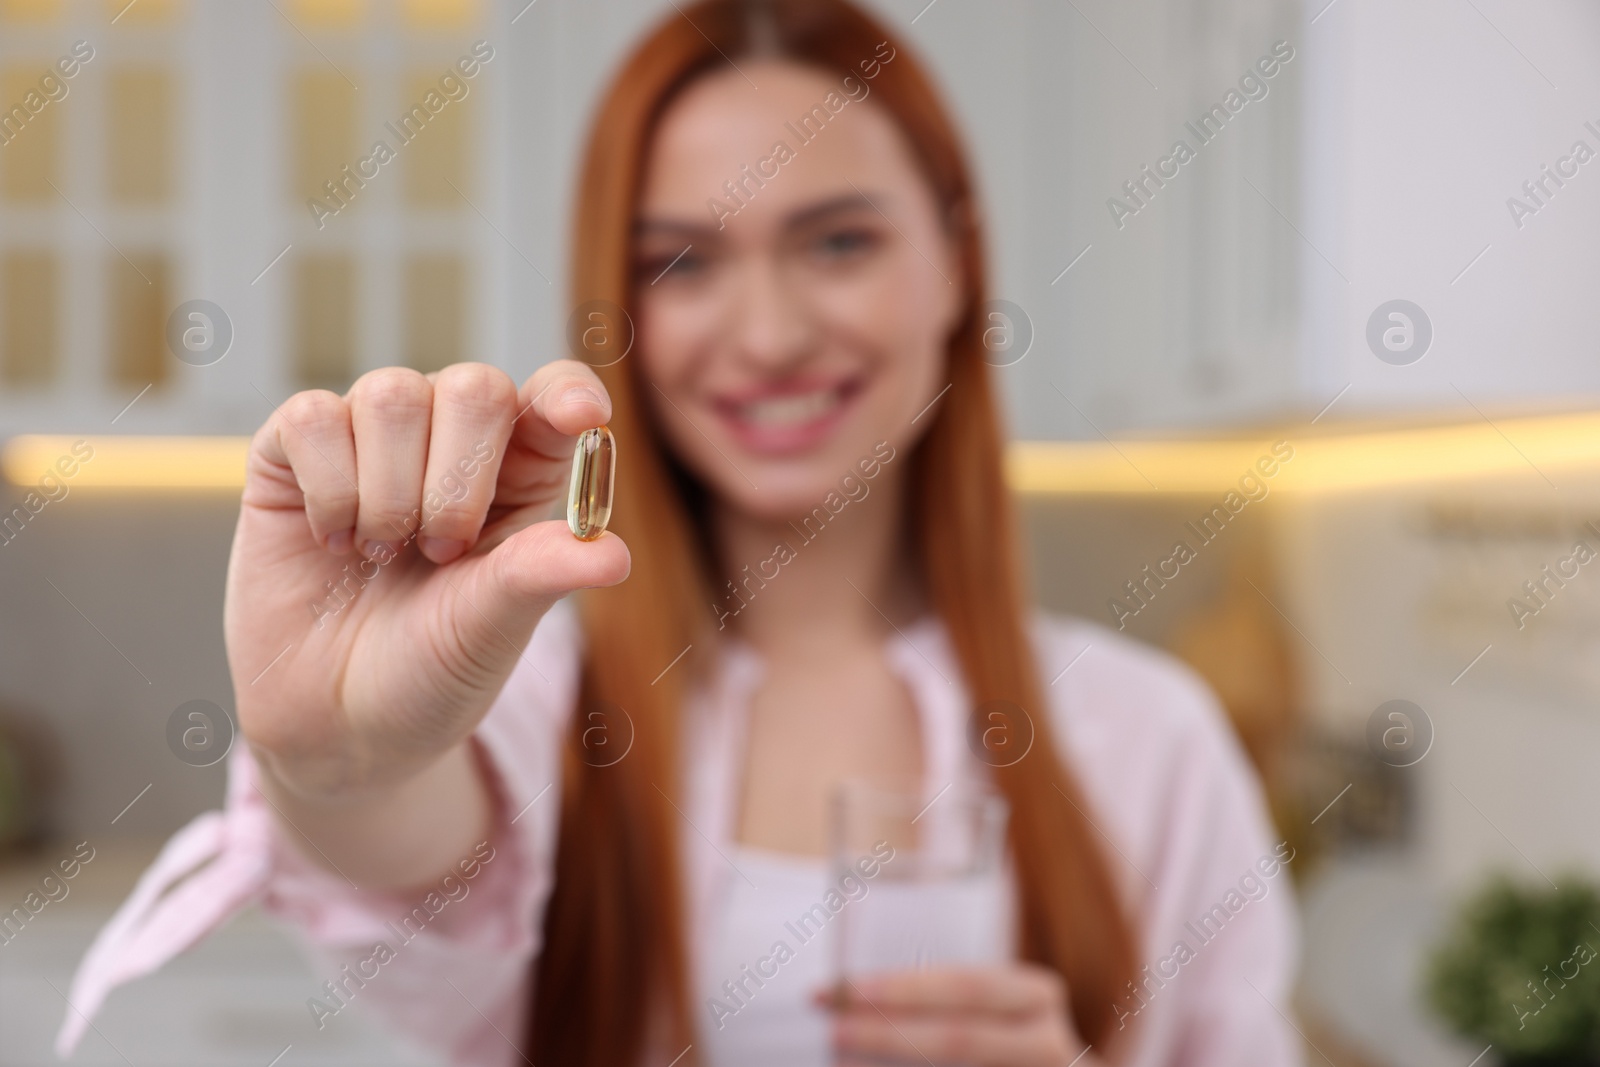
[3,0,1600,1063]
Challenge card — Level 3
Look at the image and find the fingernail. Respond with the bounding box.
[325,529,353,554]
[419,536,467,564]
[359,539,395,562]
[561,386,603,407]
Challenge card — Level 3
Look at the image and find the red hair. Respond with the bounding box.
[528,2,1138,1063]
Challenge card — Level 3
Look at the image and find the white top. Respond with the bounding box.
[701,841,1016,1067]
[700,846,843,1067]
[58,600,1304,1066]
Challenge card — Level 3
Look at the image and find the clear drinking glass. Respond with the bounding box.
[829,780,1011,988]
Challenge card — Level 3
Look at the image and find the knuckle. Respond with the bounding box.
[308,479,359,517]
[435,362,517,416]
[422,499,477,533]
[359,490,418,518]
[534,363,604,404]
[280,389,347,434]
[543,358,598,381]
[352,368,433,420]
[358,494,421,536]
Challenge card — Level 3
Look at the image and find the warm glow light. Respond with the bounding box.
[7,412,1600,493]
[402,0,479,29]
[290,0,364,28]
[2,436,249,491]
[1007,411,1600,495]
[0,0,61,21]
[103,0,180,22]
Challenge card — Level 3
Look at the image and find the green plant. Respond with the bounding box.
[1427,876,1600,1065]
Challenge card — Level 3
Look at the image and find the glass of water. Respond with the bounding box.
[829,779,1011,987]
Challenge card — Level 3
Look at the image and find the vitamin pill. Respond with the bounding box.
[567,425,615,541]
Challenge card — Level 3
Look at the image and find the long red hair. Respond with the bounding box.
[528,2,1138,1063]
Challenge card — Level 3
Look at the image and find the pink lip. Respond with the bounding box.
[708,377,864,457]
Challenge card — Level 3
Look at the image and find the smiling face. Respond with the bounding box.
[632,59,964,520]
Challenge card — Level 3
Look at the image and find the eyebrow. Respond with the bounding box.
[634,190,887,241]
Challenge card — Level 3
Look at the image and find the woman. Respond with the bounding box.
[58,1,1298,1064]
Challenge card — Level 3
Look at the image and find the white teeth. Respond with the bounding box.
[739,389,839,427]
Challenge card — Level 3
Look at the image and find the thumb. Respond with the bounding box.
[452,520,630,648]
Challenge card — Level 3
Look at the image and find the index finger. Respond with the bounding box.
[509,359,613,462]
[836,965,1064,1017]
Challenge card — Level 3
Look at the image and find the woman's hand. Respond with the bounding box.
[824,963,1098,1067]
[227,360,626,809]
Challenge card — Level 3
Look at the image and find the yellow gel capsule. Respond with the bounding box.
[567,425,615,541]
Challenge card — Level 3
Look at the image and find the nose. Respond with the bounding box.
[728,254,815,371]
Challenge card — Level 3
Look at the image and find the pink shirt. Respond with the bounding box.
[57,602,1302,1066]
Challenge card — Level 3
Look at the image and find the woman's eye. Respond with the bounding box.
[637,248,706,283]
[812,228,877,261]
